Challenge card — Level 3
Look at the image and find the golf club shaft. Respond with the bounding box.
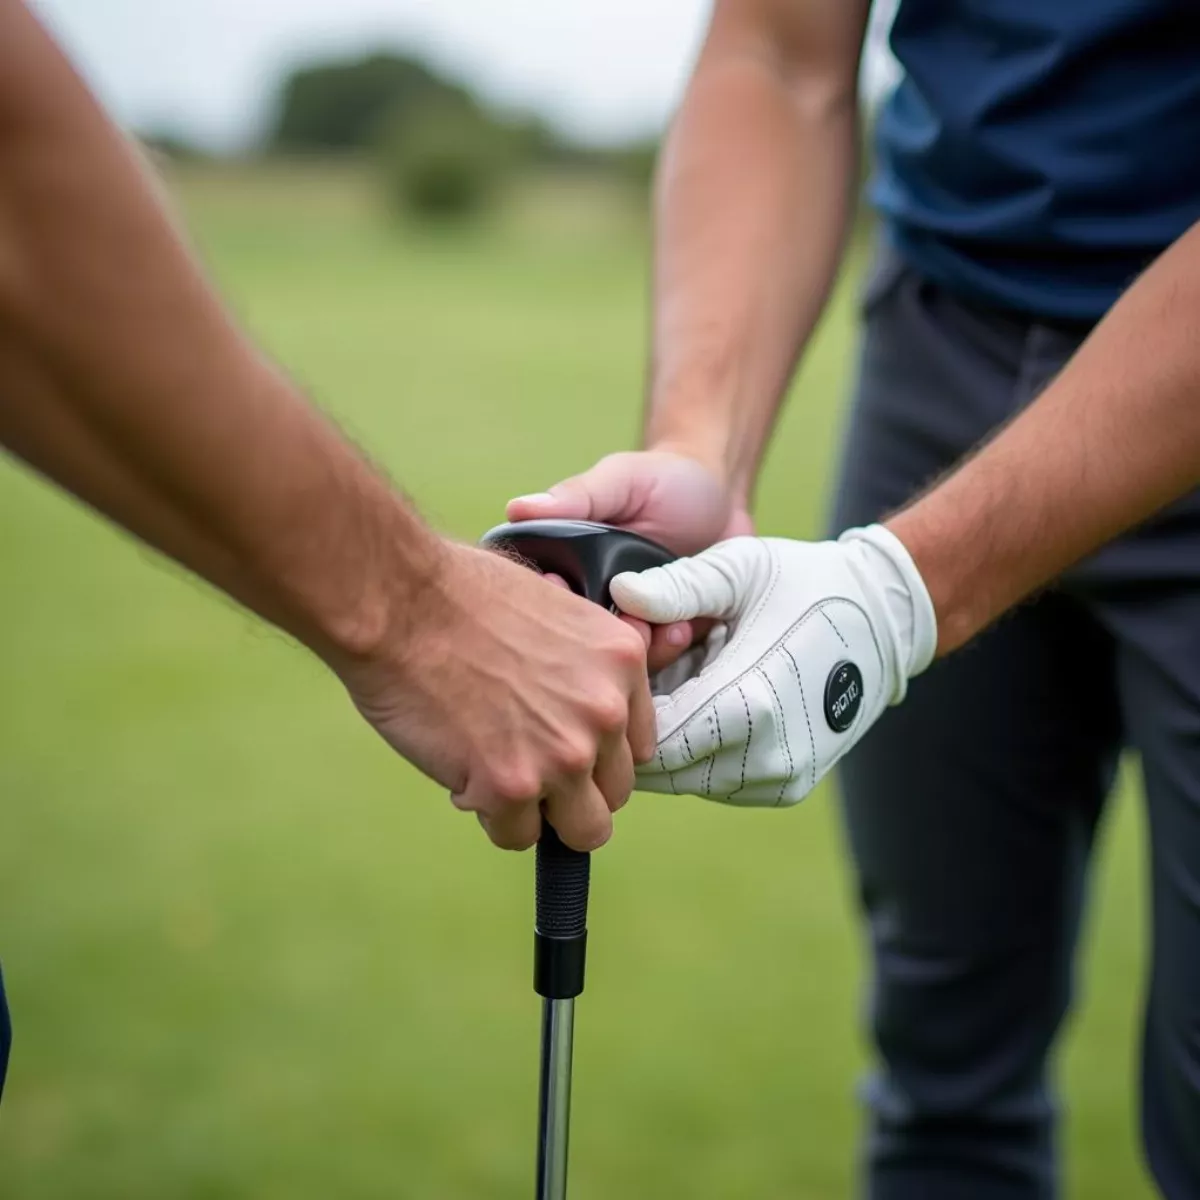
[474,526,675,1200]
[536,996,575,1200]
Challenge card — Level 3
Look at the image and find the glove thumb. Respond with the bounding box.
[611,538,768,624]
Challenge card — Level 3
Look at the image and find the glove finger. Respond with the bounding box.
[611,539,768,624]
[629,730,707,795]
[733,773,825,806]
[643,753,743,802]
[639,745,794,806]
[651,665,811,804]
[640,677,754,781]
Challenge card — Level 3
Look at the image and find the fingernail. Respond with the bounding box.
[511,492,555,507]
[666,626,689,646]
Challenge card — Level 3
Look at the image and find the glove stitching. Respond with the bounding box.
[782,645,817,794]
[704,707,718,793]
[682,725,694,763]
[657,746,677,794]
[820,610,848,648]
[656,596,882,741]
[757,664,793,808]
[705,703,724,795]
[728,684,753,800]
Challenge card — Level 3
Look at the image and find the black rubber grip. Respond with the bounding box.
[536,821,590,938]
[475,520,676,1001]
[533,821,590,1000]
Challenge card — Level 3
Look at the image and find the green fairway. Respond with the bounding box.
[0,165,1154,1198]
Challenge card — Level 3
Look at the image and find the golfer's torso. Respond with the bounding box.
[871,0,1200,322]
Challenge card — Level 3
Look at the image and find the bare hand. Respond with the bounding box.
[507,449,751,671]
[336,543,656,852]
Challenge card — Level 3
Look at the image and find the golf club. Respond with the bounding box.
[478,519,675,1200]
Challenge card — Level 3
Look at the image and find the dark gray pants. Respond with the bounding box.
[830,246,1200,1200]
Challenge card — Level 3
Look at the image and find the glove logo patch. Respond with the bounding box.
[824,661,863,733]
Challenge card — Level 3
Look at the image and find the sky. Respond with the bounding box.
[30,0,897,151]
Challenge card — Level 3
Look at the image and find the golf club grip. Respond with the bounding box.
[534,820,590,1000]
[536,822,590,937]
[475,521,675,1003]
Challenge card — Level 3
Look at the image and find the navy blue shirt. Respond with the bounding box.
[872,0,1200,321]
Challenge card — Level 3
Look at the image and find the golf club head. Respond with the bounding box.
[479,519,674,610]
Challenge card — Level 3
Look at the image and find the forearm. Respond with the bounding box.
[646,1,867,503]
[0,1,441,666]
[887,219,1200,655]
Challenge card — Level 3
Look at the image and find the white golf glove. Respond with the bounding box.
[610,526,937,805]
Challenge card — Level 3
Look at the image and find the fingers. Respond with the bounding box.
[542,776,614,851]
[646,620,695,673]
[625,665,657,766]
[592,728,636,813]
[447,569,659,853]
[450,752,546,852]
[453,694,644,854]
[465,742,637,854]
[475,805,542,851]
[457,771,617,853]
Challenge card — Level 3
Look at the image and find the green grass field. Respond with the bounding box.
[0,166,1155,1198]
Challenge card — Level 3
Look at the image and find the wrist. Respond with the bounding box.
[882,506,978,659]
[642,417,753,510]
[644,370,772,508]
[281,473,451,674]
[645,433,729,480]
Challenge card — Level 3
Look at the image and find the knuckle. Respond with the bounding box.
[553,737,596,777]
[610,625,648,666]
[488,765,542,806]
[589,690,628,734]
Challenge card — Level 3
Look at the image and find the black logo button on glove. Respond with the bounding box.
[824,661,863,732]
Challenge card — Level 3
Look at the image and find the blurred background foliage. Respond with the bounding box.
[0,21,1152,1200]
[144,50,671,223]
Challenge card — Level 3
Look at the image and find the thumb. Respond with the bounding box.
[506,456,643,525]
[610,540,763,624]
[506,481,592,522]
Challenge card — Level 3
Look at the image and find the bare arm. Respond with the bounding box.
[646,0,870,504]
[888,218,1200,655]
[0,0,656,851]
[506,0,869,663]
[0,0,439,664]
[608,219,1200,810]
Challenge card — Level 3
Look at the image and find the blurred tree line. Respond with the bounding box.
[143,48,877,230]
[265,51,657,221]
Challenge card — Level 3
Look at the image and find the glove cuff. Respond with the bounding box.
[838,524,938,678]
